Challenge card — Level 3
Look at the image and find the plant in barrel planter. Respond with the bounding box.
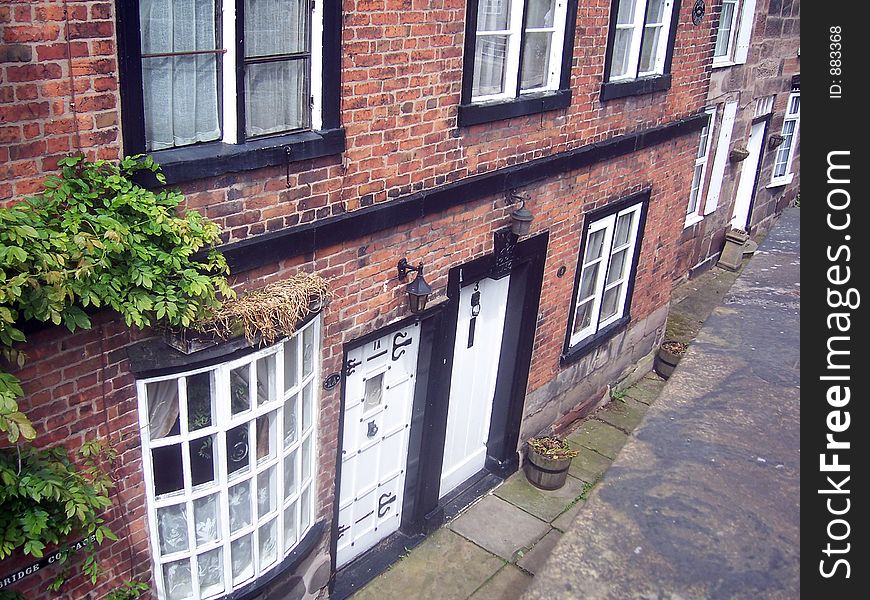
[524,435,579,491]
[654,340,688,380]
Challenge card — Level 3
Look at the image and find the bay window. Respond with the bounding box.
[137,317,320,600]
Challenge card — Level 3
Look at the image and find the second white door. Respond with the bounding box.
[439,275,510,499]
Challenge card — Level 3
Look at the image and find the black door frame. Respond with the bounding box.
[329,230,549,598]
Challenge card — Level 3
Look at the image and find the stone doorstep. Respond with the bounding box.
[448,495,551,562]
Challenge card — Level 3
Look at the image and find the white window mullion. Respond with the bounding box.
[505,0,526,93]
[221,0,237,144]
[310,0,323,129]
[627,0,646,79]
[216,366,233,597]
[547,0,568,88]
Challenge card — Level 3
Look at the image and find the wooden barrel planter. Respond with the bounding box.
[524,436,578,491]
[654,340,688,380]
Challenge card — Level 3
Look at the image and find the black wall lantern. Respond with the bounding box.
[506,190,534,236]
[397,258,433,314]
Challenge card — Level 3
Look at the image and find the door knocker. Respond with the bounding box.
[367,420,379,438]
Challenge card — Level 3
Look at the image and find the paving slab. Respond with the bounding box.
[596,396,649,433]
[551,498,586,532]
[623,374,665,405]
[494,471,587,523]
[566,418,628,459]
[351,528,503,600]
[469,564,533,600]
[449,495,550,561]
[517,529,562,575]
[567,446,611,483]
[524,208,800,600]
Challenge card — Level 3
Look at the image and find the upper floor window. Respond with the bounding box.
[685,107,715,226]
[139,0,319,151]
[770,92,800,186]
[137,317,320,600]
[601,0,681,100]
[565,194,647,357]
[459,0,579,126]
[712,0,756,66]
[118,0,344,184]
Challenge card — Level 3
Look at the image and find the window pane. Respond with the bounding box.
[190,435,216,487]
[688,165,703,214]
[142,55,221,152]
[284,339,298,391]
[520,32,553,90]
[472,35,509,97]
[157,504,190,555]
[526,0,556,27]
[363,374,384,412]
[638,26,661,73]
[256,355,277,406]
[228,480,253,533]
[187,372,212,432]
[302,326,315,378]
[610,29,633,78]
[614,213,634,246]
[197,547,224,597]
[713,2,735,57]
[244,0,307,57]
[140,0,217,54]
[788,95,800,115]
[231,534,254,585]
[256,412,277,463]
[284,450,298,498]
[477,0,511,31]
[616,0,638,24]
[257,466,278,517]
[300,487,311,532]
[584,229,606,263]
[697,122,711,158]
[284,393,298,447]
[245,59,308,137]
[194,494,221,547]
[645,0,667,23]
[301,436,312,483]
[162,558,193,600]
[230,366,251,415]
[258,519,278,569]
[573,300,594,334]
[578,263,599,300]
[600,285,622,321]
[153,444,184,496]
[283,501,298,551]
[606,249,629,285]
[302,382,314,432]
[147,380,180,439]
[227,424,251,477]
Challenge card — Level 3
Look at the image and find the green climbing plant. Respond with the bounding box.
[0,154,234,444]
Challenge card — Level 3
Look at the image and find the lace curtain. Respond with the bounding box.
[140,0,221,151]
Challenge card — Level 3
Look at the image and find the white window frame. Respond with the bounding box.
[685,107,716,227]
[568,201,644,348]
[769,92,800,187]
[712,0,756,67]
[470,0,569,103]
[140,0,324,151]
[607,0,676,83]
[712,0,738,64]
[137,316,320,600]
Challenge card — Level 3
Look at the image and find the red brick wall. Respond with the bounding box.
[4,134,697,599]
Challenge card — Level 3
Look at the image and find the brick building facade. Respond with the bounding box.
[0,1,754,599]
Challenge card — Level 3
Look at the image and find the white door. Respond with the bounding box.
[439,275,511,498]
[336,323,420,568]
[731,120,766,230]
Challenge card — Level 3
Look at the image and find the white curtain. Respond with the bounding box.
[140,0,221,150]
[148,379,181,439]
[244,0,307,136]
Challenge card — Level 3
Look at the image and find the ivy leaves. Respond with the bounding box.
[0,155,234,444]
